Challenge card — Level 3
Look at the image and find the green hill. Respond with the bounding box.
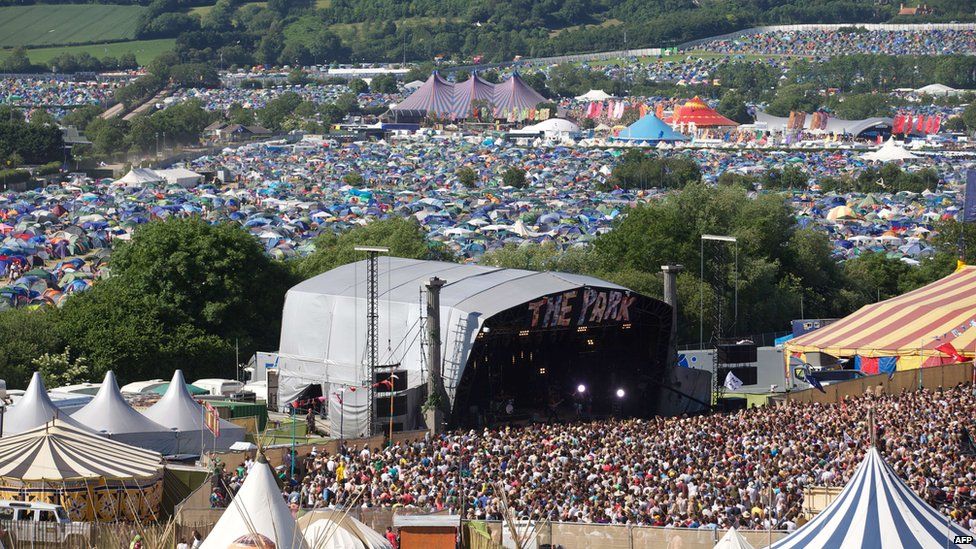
[0,4,146,48]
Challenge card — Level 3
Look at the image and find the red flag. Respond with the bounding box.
[935,341,964,363]
[931,115,941,134]
[204,402,220,437]
[915,116,925,133]
[925,115,938,134]
[373,379,393,390]
[892,114,905,134]
[904,115,913,135]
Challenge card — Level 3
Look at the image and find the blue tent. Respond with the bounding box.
[616,114,688,142]
[771,447,971,548]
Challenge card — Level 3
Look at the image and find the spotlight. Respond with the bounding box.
[616,388,625,398]
[577,384,586,394]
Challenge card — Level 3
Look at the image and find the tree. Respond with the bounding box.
[456,166,478,188]
[370,73,398,94]
[1,47,33,73]
[33,346,92,387]
[296,218,452,278]
[717,91,751,124]
[343,172,364,186]
[502,166,527,189]
[962,103,976,133]
[606,150,700,191]
[59,218,294,382]
[348,78,369,94]
[0,308,63,389]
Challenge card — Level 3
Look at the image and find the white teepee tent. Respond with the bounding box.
[142,370,245,454]
[714,527,756,549]
[3,372,89,435]
[201,455,309,549]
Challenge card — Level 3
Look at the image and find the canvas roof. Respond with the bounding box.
[3,372,89,435]
[617,114,689,142]
[70,371,176,454]
[201,457,308,549]
[142,370,245,453]
[298,510,392,549]
[787,265,976,361]
[392,72,545,118]
[714,528,755,549]
[575,89,612,101]
[770,448,972,548]
[117,168,163,185]
[673,97,739,127]
[861,138,919,162]
[0,419,162,482]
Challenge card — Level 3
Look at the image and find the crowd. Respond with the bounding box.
[210,384,976,531]
[691,28,976,57]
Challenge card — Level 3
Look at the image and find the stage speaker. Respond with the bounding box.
[375,395,409,418]
[717,343,757,364]
[717,397,747,412]
[374,370,408,392]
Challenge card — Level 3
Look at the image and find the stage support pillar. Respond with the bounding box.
[661,264,683,367]
[425,277,447,435]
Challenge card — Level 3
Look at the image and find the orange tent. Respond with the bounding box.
[672,97,739,128]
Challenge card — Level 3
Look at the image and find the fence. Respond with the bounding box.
[781,361,974,404]
[0,518,216,548]
[463,520,789,549]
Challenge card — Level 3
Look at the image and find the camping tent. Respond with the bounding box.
[786,265,976,371]
[70,371,177,454]
[616,114,689,142]
[575,90,612,101]
[0,419,163,521]
[770,447,972,548]
[201,456,308,549]
[714,528,755,549]
[154,168,203,188]
[297,510,392,549]
[141,370,246,454]
[3,372,90,435]
[861,138,919,162]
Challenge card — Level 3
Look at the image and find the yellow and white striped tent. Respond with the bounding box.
[0,419,163,521]
[786,265,976,371]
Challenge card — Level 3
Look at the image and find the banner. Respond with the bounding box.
[965,170,976,223]
[204,402,220,437]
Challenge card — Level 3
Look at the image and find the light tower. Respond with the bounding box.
[354,246,389,436]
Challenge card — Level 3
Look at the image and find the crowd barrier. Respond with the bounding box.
[464,520,789,549]
[780,361,974,404]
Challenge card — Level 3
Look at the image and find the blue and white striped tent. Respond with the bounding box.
[772,448,972,548]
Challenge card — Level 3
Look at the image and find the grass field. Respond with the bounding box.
[0,4,146,48]
[1,39,175,66]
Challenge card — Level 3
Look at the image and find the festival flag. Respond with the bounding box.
[903,115,913,135]
[892,114,905,134]
[935,341,965,363]
[724,372,744,391]
[204,401,220,437]
[964,171,976,222]
[915,116,925,133]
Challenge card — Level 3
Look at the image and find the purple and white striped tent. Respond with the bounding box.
[392,71,545,119]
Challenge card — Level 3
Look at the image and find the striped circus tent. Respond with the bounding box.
[771,447,971,548]
[453,74,496,118]
[786,265,976,370]
[492,72,547,116]
[0,419,163,521]
[391,71,457,116]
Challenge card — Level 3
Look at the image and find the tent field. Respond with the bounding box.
[0,4,146,48]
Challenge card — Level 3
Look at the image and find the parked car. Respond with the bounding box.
[0,500,89,545]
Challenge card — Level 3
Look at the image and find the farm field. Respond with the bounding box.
[0,4,146,48]
[1,39,175,66]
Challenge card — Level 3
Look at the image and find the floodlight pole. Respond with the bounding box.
[701,234,738,407]
[355,246,389,437]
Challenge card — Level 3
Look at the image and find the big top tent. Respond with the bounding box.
[616,113,688,142]
[786,265,976,371]
[671,97,739,128]
[770,447,972,548]
[0,419,163,521]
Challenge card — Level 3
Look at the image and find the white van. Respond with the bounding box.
[0,500,89,544]
[192,378,244,397]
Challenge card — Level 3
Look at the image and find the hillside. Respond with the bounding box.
[0,4,146,48]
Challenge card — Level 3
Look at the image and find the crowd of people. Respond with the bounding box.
[691,28,976,57]
[210,384,976,532]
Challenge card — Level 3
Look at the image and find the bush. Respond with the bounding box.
[502,166,527,189]
[0,169,31,185]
